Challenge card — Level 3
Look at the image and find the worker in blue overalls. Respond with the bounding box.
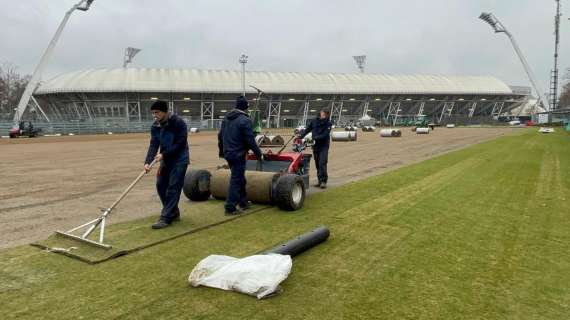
[300,109,332,189]
[218,96,263,215]
[144,100,190,229]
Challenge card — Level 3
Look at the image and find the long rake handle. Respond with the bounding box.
[277,135,296,154]
[107,159,158,213]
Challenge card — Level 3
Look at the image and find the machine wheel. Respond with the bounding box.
[274,174,305,211]
[183,169,211,201]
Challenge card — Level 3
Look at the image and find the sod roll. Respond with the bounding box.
[209,169,278,203]
[332,131,352,141]
[380,129,402,137]
[255,135,271,146]
[268,135,285,146]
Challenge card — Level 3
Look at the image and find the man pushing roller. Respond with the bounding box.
[300,109,332,189]
[144,100,190,229]
[218,96,263,215]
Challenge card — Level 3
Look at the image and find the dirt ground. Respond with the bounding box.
[0,127,522,249]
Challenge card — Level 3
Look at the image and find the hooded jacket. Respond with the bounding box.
[218,109,262,160]
[302,117,332,147]
[145,113,190,165]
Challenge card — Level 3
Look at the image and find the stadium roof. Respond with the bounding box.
[36,68,515,96]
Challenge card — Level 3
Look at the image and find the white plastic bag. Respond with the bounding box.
[188,254,292,299]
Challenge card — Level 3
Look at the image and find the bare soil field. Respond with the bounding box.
[0,127,522,248]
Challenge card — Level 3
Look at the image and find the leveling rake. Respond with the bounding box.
[55,160,157,249]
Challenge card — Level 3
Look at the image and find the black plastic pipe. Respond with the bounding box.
[264,226,330,257]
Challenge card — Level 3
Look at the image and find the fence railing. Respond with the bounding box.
[0,120,209,136]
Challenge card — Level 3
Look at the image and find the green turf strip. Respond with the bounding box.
[31,202,270,264]
[1,129,569,319]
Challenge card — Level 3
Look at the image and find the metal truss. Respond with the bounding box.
[200,101,215,121]
[490,101,505,118]
[267,99,282,128]
[417,101,426,116]
[127,102,141,122]
[386,101,402,126]
[298,98,311,127]
[438,102,455,123]
[360,97,371,118]
[30,96,51,122]
[329,97,344,125]
[468,101,478,118]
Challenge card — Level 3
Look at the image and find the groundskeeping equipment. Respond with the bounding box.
[184,139,311,211]
[54,159,157,249]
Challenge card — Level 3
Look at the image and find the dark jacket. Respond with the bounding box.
[301,117,332,146]
[218,109,262,161]
[145,114,190,165]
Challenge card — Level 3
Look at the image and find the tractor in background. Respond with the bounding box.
[9,121,41,138]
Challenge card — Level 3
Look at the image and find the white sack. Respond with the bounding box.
[188,254,292,299]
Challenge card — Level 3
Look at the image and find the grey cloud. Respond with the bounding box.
[0,0,567,93]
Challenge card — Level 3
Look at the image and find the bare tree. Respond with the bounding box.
[0,63,30,120]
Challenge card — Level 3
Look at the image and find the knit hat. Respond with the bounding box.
[150,100,168,112]
[236,96,249,110]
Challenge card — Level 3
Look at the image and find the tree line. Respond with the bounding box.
[0,63,30,121]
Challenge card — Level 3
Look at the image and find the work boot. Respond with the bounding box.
[320,182,327,189]
[152,220,171,229]
[172,209,181,222]
[225,208,243,216]
[313,182,322,188]
[238,201,253,211]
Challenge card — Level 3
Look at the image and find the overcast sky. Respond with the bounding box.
[0,0,568,94]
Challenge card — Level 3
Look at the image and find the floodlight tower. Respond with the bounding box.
[549,0,562,110]
[353,55,366,73]
[123,47,142,68]
[479,12,551,111]
[239,54,248,96]
[13,0,95,125]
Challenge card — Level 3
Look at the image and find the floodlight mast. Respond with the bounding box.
[479,12,551,112]
[353,55,366,73]
[12,0,95,125]
[239,54,248,96]
[123,47,142,68]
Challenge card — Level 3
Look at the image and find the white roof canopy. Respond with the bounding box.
[36,68,515,96]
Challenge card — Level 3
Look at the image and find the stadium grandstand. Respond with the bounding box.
[13,68,531,131]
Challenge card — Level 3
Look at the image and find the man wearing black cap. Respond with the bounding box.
[217,96,263,215]
[144,100,190,229]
